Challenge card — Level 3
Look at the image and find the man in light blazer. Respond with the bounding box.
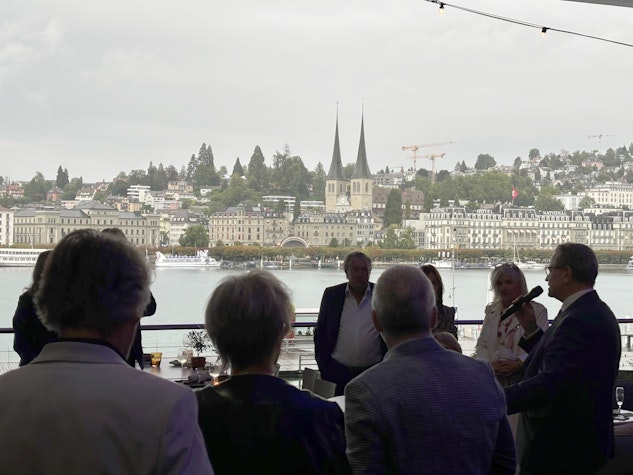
[505,243,621,474]
[345,265,516,474]
[0,229,213,475]
[314,251,385,395]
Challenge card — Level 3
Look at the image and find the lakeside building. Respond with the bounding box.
[163,210,205,246]
[585,182,633,209]
[415,206,633,251]
[0,206,13,245]
[12,201,160,246]
[208,204,288,246]
[293,210,378,247]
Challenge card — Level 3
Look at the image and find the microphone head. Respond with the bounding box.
[527,286,543,299]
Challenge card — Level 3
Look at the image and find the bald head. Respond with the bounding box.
[372,265,437,342]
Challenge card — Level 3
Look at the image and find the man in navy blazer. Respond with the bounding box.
[506,243,621,474]
[314,251,385,395]
[345,265,516,474]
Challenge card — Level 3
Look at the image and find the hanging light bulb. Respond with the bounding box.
[541,27,548,38]
[439,2,445,14]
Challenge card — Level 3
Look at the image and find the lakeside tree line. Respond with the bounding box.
[3,142,633,220]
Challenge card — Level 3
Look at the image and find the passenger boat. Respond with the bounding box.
[154,250,221,268]
[0,248,48,267]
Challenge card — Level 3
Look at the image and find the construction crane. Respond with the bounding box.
[424,153,446,185]
[402,142,454,181]
[588,133,633,152]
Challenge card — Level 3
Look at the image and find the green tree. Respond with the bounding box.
[188,143,220,186]
[399,227,416,249]
[270,146,311,199]
[380,227,400,249]
[232,157,244,177]
[165,165,179,182]
[55,166,69,188]
[110,179,129,196]
[512,157,522,173]
[578,196,595,209]
[246,145,269,192]
[154,163,169,190]
[529,148,540,160]
[24,172,48,201]
[128,169,148,186]
[474,154,496,170]
[311,162,326,201]
[63,177,84,200]
[384,189,403,226]
[179,224,209,247]
[220,175,255,206]
[535,193,564,211]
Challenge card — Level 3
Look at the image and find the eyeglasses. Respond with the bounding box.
[545,266,564,277]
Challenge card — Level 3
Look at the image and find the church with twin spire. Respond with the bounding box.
[325,111,373,213]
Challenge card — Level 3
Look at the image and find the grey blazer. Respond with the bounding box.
[345,337,516,474]
[0,340,213,475]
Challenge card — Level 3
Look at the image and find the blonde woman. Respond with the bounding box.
[474,263,549,386]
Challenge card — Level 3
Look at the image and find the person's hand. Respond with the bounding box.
[513,299,538,335]
[492,359,522,378]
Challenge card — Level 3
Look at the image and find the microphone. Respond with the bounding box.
[499,286,543,322]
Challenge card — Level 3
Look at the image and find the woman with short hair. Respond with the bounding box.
[196,270,350,475]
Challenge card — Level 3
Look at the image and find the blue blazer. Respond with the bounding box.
[505,290,621,473]
[313,282,385,395]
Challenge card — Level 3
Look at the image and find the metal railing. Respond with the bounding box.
[3,315,633,373]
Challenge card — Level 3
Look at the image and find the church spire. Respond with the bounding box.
[351,110,372,179]
[327,105,346,180]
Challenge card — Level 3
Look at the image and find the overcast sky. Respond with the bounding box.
[1,0,632,183]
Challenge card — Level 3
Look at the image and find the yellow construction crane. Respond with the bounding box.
[402,142,454,183]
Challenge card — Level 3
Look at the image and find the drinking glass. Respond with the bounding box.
[177,348,188,367]
[616,386,625,415]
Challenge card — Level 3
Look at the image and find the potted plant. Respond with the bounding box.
[186,330,211,369]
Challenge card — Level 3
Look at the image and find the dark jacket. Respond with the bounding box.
[505,290,621,473]
[195,374,350,475]
[12,292,57,366]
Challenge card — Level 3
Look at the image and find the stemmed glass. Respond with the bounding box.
[176,348,189,378]
[616,386,625,417]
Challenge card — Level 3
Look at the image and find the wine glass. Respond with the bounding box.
[616,386,625,416]
[176,348,189,377]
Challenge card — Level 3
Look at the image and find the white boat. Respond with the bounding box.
[155,250,221,268]
[0,248,48,267]
[524,260,545,270]
[432,259,454,269]
[626,257,633,270]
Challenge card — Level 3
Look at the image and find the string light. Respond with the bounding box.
[439,2,445,14]
[424,0,633,48]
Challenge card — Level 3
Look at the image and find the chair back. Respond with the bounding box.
[301,367,320,391]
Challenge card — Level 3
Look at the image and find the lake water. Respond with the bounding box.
[2,265,633,364]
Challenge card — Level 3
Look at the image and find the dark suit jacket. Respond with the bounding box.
[505,290,621,473]
[195,374,350,475]
[313,282,385,395]
[12,292,57,366]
